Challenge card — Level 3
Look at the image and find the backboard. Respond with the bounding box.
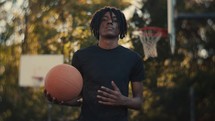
[19,55,64,87]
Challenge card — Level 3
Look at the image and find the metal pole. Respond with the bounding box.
[189,86,195,121]
[167,0,176,54]
[48,103,52,121]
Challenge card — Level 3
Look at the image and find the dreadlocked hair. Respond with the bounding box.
[90,6,127,40]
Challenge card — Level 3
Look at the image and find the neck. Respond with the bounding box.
[98,38,119,50]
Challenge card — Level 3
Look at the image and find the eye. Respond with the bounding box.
[113,19,118,22]
[112,17,118,22]
[102,17,108,21]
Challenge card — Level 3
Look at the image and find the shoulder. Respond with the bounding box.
[119,46,142,59]
[74,45,97,55]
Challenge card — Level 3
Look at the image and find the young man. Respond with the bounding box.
[45,6,145,121]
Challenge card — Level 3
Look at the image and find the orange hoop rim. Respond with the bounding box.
[139,26,168,38]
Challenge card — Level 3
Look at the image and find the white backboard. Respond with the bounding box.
[19,55,64,87]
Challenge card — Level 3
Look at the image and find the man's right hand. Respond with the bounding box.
[44,89,83,106]
[44,89,64,104]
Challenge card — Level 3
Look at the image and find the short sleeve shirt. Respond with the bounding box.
[72,45,145,121]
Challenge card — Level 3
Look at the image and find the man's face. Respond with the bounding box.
[99,12,120,39]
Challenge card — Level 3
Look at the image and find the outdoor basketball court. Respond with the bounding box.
[15,0,214,121]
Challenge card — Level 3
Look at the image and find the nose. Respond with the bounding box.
[107,18,113,24]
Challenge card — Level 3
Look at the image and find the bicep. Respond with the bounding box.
[131,81,143,99]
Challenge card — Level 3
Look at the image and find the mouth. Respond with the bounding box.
[106,27,114,30]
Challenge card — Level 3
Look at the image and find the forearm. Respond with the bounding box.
[123,96,143,110]
[61,97,83,107]
[60,100,82,107]
[46,94,82,107]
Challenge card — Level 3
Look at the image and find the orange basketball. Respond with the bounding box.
[44,64,83,101]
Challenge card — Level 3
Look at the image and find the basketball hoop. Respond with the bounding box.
[138,27,167,60]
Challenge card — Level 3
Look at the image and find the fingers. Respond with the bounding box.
[97,87,117,100]
[111,81,120,91]
[97,91,116,106]
[44,89,53,101]
[97,87,116,104]
[97,81,122,106]
[43,89,64,104]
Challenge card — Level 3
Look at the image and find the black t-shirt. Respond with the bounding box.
[72,45,145,121]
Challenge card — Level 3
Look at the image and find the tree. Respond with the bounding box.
[1,0,215,121]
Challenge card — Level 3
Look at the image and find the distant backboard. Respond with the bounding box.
[19,55,64,87]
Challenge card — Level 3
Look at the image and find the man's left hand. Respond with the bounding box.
[97,81,127,106]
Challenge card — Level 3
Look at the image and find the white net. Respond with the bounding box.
[139,30,162,60]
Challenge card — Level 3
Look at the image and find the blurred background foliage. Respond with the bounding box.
[0,0,215,121]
